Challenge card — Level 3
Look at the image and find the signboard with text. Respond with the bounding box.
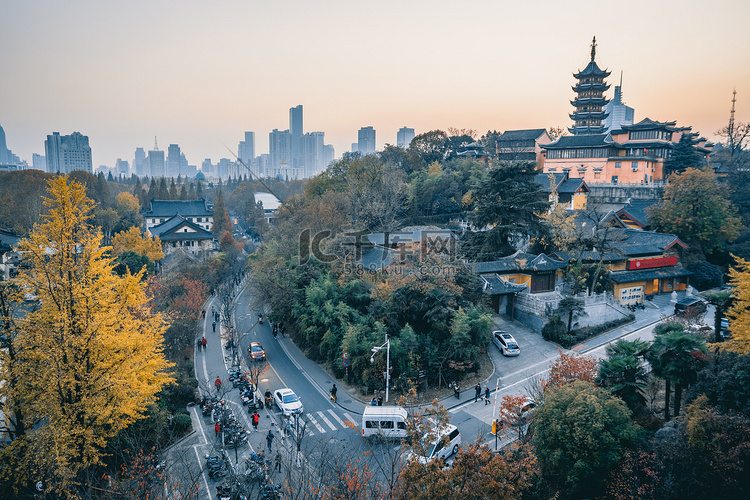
[627,256,677,270]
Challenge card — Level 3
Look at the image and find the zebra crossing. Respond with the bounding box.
[297,410,358,435]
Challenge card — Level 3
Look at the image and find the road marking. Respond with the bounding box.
[327,409,347,428]
[318,411,337,431]
[343,412,357,428]
[306,413,326,433]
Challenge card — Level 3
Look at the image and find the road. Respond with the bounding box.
[182,282,714,497]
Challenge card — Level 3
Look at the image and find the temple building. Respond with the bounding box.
[569,37,610,136]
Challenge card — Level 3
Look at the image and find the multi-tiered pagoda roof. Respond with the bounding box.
[569,37,611,136]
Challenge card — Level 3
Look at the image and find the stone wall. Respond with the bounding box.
[587,183,665,204]
[513,291,627,334]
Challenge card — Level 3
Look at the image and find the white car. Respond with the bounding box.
[273,388,303,416]
[492,330,520,356]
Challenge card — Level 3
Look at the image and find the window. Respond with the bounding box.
[397,422,406,430]
[380,421,394,429]
[631,161,638,171]
[611,176,618,184]
[365,421,379,429]
[615,162,621,168]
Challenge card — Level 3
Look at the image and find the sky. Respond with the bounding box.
[1,0,749,170]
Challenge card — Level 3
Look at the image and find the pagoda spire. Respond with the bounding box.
[591,36,597,62]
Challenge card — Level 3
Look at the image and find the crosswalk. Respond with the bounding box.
[289,410,358,435]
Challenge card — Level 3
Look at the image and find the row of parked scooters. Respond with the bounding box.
[228,368,265,410]
[205,450,281,499]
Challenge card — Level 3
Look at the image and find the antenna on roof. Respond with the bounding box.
[154,136,159,151]
[591,36,597,62]
[620,70,623,88]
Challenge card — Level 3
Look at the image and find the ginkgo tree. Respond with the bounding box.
[0,177,174,496]
[723,255,750,354]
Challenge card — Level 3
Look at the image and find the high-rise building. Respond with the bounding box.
[322,144,335,169]
[148,139,165,178]
[0,124,10,165]
[357,126,376,155]
[569,37,610,136]
[289,105,303,168]
[238,131,255,165]
[45,131,93,173]
[604,78,635,132]
[300,131,329,177]
[167,144,181,177]
[116,158,129,176]
[134,147,146,176]
[397,127,415,148]
[32,153,46,171]
[269,129,293,169]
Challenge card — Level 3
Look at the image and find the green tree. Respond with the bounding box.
[469,161,550,259]
[596,339,649,411]
[212,189,231,235]
[700,288,732,343]
[647,328,707,420]
[648,167,741,254]
[1,177,173,496]
[406,130,448,173]
[556,297,586,335]
[531,379,640,499]
[663,132,706,177]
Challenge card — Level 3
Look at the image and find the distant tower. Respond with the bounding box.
[357,126,376,155]
[569,37,611,135]
[133,147,146,176]
[0,124,9,164]
[148,137,165,178]
[397,127,415,148]
[604,72,635,132]
[727,89,739,156]
[167,143,181,177]
[44,131,93,173]
[290,105,303,168]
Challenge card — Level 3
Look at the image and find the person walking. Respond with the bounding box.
[475,384,481,402]
[215,422,221,440]
[266,430,275,452]
[274,452,282,473]
[201,337,207,350]
[215,377,222,393]
[252,411,260,431]
[284,419,292,438]
[212,321,216,333]
[484,387,490,405]
[201,309,206,319]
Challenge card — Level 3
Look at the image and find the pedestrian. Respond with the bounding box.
[274,452,282,472]
[202,309,206,319]
[284,418,292,438]
[266,430,275,452]
[475,384,481,402]
[371,397,377,406]
[215,422,220,439]
[201,337,207,350]
[212,321,216,333]
[252,411,259,431]
[215,377,222,393]
[484,387,490,405]
[377,395,383,406]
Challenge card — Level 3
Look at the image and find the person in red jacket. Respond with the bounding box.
[215,377,222,394]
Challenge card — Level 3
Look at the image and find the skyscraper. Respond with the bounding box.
[604,78,635,132]
[32,153,46,171]
[300,131,325,177]
[0,124,10,164]
[45,131,93,173]
[167,144,181,177]
[116,158,129,176]
[269,129,293,169]
[238,131,255,165]
[289,105,303,168]
[397,127,415,148]
[134,147,146,176]
[148,139,165,178]
[358,126,376,155]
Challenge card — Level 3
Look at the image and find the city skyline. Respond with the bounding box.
[1,0,748,170]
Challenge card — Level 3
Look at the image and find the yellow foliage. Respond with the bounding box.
[540,204,579,251]
[112,226,165,261]
[723,255,750,354]
[116,191,140,212]
[10,177,174,493]
[427,161,443,178]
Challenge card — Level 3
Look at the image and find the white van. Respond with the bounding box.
[361,406,408,442]
[420,424,461,462]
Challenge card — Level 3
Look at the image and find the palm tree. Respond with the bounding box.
[647,330,707,420]
[597,339,649,411]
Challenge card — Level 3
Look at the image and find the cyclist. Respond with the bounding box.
[329,384,338,402]
[264,389,273,407]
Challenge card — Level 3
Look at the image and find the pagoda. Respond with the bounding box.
[569,37,611,135]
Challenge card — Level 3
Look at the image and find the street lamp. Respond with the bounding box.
[370,334,390,403]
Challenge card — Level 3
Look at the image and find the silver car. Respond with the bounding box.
[492,330,520,356]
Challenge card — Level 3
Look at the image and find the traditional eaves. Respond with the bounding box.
[150,215,215,242]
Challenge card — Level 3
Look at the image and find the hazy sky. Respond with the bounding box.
[1,0,748,170]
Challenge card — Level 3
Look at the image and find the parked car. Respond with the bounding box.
[248,342,266,361]
[674,297,707,317]
[274,388,303,416]
[492,330,520,356]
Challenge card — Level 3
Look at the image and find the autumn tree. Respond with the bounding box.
[547,350,598,388]
[532,380,640,499]
[648,167,740,254]
[0,177,174,496]
[722,255,750,354]
[111,225,165,262]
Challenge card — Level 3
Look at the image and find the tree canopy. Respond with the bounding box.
[0,177,173,495]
